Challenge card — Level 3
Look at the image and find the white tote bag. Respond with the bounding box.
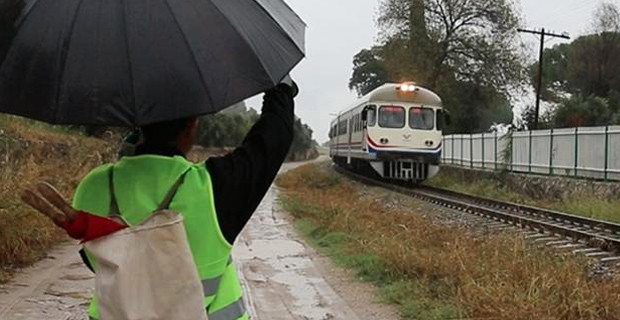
[84,210,207,320]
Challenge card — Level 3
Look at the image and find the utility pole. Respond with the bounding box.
[518,28,570,130]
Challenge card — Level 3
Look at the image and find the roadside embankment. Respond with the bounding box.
[428,165,620,223]
[277,162,620,319]
[287,146,319,162]
[0,117,115,282]
[189,145,320,162]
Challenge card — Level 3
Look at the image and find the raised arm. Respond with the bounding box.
[205,83,296,244]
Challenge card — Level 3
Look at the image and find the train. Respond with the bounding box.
[329,82,444,183]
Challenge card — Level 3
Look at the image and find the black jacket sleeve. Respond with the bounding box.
[205,84,295,244]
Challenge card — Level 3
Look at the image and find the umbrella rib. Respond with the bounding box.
[52,0,86,123]
[162,0,214,108]
[252,0,306,54]
[14,0,44,30]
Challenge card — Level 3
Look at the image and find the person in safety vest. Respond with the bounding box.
[24,79,297,320]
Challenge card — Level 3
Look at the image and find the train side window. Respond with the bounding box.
[366,105,377,127]
[378,106,405,128]
[409,107,435,130]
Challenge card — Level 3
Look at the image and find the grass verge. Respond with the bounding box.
[426,168,620,224]
[277,163,620,320]
[0,116,115,282]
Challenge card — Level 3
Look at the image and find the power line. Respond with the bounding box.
[517,28,570,130]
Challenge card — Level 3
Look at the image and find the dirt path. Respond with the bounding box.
[0,244,92,320]
[0,158,401,319]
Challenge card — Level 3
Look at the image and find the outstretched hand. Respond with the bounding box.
[21,183,79,227]
[21,183,128,242]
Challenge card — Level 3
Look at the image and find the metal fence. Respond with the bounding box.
[442,125,620,181]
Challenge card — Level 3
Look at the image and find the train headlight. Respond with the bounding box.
[398,83,418,92]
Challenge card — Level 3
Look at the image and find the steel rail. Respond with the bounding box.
[417,185,620,236]
[334,166,620,252]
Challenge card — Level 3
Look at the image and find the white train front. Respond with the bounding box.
[329,83,444,182]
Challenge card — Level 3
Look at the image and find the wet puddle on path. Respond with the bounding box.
[234,160,362,320]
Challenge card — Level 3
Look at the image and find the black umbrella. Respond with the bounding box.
[0,0,305,126]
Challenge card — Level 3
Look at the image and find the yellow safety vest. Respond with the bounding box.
[73,155,249,320]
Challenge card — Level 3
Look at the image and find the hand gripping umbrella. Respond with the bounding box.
[0,0,305,126]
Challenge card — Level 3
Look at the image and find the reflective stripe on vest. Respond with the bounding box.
[202,256,234,296]
[202,276,222,296]
[208,298,247,320]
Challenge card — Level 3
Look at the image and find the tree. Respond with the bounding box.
[527,2,620,128]
[290,119,315,155]
[553,95,615,128]
[375,0,526,90]
[351,0,526,133]
[528,43,571,103]
[519,105,553,130]
[196,102,259,148]
[349,47,389,96]
[196,103,318,159]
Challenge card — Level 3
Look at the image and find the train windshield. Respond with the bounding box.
[409,107,435,130]
[378,106,405,128]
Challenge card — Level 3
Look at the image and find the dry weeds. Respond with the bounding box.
[0,117,115,282]
[277,163,620,320]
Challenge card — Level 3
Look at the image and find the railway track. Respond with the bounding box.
[335,165,620,264]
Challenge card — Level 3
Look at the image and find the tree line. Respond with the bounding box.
[521,2,620,129]
[196,102,317,159]
[350,0,620,133]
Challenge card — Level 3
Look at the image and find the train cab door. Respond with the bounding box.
[361,107,368,152]
[361,105,375,153]
[347,118,353,164]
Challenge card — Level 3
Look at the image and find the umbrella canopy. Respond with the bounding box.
[0,0,305,126]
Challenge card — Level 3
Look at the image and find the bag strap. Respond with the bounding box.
[108,166,121,216]
[156,168,192,211]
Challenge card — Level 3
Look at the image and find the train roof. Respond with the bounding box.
[336,83,442,118]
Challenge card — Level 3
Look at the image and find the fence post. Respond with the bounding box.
[549,128,554,176]
[451,135,455,164]
[461,135,464,167]
[605,126,609,181]
[482,133,486,169]
[574,127,579,177]
[442,136,446,162]
[494,131,498,170]
[511,133,515,172]
[470,133,474,169]
[528,130,533,173]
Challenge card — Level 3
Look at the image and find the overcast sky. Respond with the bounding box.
[247,0,612,142]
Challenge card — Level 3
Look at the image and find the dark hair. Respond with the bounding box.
[140,117,195,144]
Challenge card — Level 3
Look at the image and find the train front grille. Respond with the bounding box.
[385,161,429,181]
